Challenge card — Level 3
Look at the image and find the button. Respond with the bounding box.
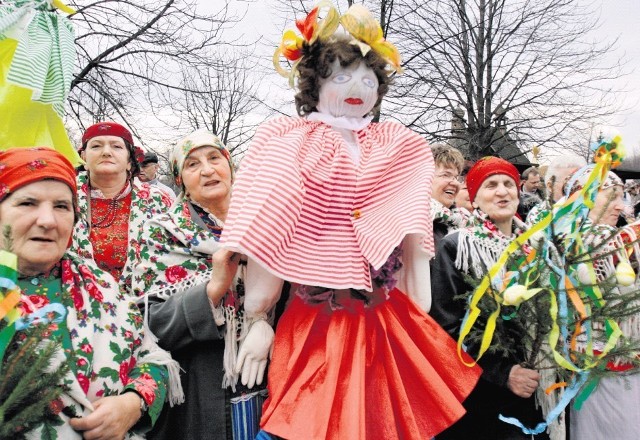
[351,209,361,219]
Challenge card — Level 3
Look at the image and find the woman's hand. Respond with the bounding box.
[507,364,540,398]
[69,393,142,440]
[207,249,240,305]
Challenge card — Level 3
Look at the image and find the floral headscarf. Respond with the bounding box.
[565,166,623,197]
[0,147,77,202]
[169,130,234,197]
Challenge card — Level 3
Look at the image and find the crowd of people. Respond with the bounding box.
[2,2,640,440]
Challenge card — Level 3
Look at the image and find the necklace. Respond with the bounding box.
[90,183,128,228]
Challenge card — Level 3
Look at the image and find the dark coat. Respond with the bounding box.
[143,283,232,440]
[430,232,548,440]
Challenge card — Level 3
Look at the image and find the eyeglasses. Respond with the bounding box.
[435,173,464,183]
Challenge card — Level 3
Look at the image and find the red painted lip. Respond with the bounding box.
[345,98,363,105]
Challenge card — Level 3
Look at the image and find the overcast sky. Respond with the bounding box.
[203,0,640,153]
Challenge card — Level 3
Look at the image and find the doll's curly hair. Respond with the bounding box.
[295,37,391,116]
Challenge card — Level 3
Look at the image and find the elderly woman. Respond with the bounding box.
[430,156,548,439]
[430,144,468,248]
[222,4,481,440]
[73,122,172,295]
[565,168,639,440]
[132,131,265,440]
[0,148,169,438]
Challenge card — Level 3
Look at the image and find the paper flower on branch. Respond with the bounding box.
[456,137,637,435]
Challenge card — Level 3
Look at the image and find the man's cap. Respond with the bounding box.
[141,151,159,165]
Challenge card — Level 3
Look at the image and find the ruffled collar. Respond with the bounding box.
[306,112,373,131]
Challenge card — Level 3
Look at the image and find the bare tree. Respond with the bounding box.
[271,0,626,159]
[66,0,244,138]
[157,53,264,159]
[387,0,626,159]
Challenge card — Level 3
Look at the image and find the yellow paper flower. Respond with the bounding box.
[615,261,636,286]
[502,284,542,306]
[340,4,402,73]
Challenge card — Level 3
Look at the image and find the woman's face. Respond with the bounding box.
[472,174,519,225]
[82,135,131,178]
[589,186,625,226]
[181,146,232,207]
[317,60,379,118]
[432,164,461,208]
[0,181,75,275]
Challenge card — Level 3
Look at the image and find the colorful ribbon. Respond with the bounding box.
[0,250,21,361]
[339,4,402,73]
[457,137,626,434]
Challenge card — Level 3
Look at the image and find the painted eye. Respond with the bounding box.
[332,74,351,84]
[362,77,376,88]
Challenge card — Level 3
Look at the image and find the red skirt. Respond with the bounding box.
[261,288,482,439]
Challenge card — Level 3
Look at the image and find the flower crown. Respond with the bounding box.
[273,1,403,87]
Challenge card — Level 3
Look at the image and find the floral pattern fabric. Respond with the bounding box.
[132,198,245,385]
[133,199,225,297]
[73,172,172,297]
[431,199,471,231]
[18,250,167,439]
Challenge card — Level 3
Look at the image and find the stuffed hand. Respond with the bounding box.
[235,319,274,388]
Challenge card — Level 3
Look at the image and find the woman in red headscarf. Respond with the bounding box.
[0,148,172,438]
[430,156,549,439]
[73,122,172,296]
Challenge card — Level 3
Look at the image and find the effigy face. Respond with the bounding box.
[317,59,378,118]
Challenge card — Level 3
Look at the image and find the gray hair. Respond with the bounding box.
[545,155,587,186]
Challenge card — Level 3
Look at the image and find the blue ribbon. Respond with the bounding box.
[15,303,67,330]
[499,371,589,435]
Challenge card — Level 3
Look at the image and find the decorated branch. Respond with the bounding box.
[458,136,640,435]
[0,228,68,439]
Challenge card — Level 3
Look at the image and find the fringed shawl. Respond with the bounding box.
[454,209,528,278]
[133,198,246,389]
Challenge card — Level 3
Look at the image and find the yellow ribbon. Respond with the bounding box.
[273,1,339,81]
[457,213,553,366]
[339,4,402,73]
[51,0,76,14]
[594,135,624,169]
[0,250,21,324]
[0,290,20,322]
[457,153,622,368]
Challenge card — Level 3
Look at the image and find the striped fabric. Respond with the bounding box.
[0,0,75,116]
[222,117,434,291]
[230,390,268,440]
